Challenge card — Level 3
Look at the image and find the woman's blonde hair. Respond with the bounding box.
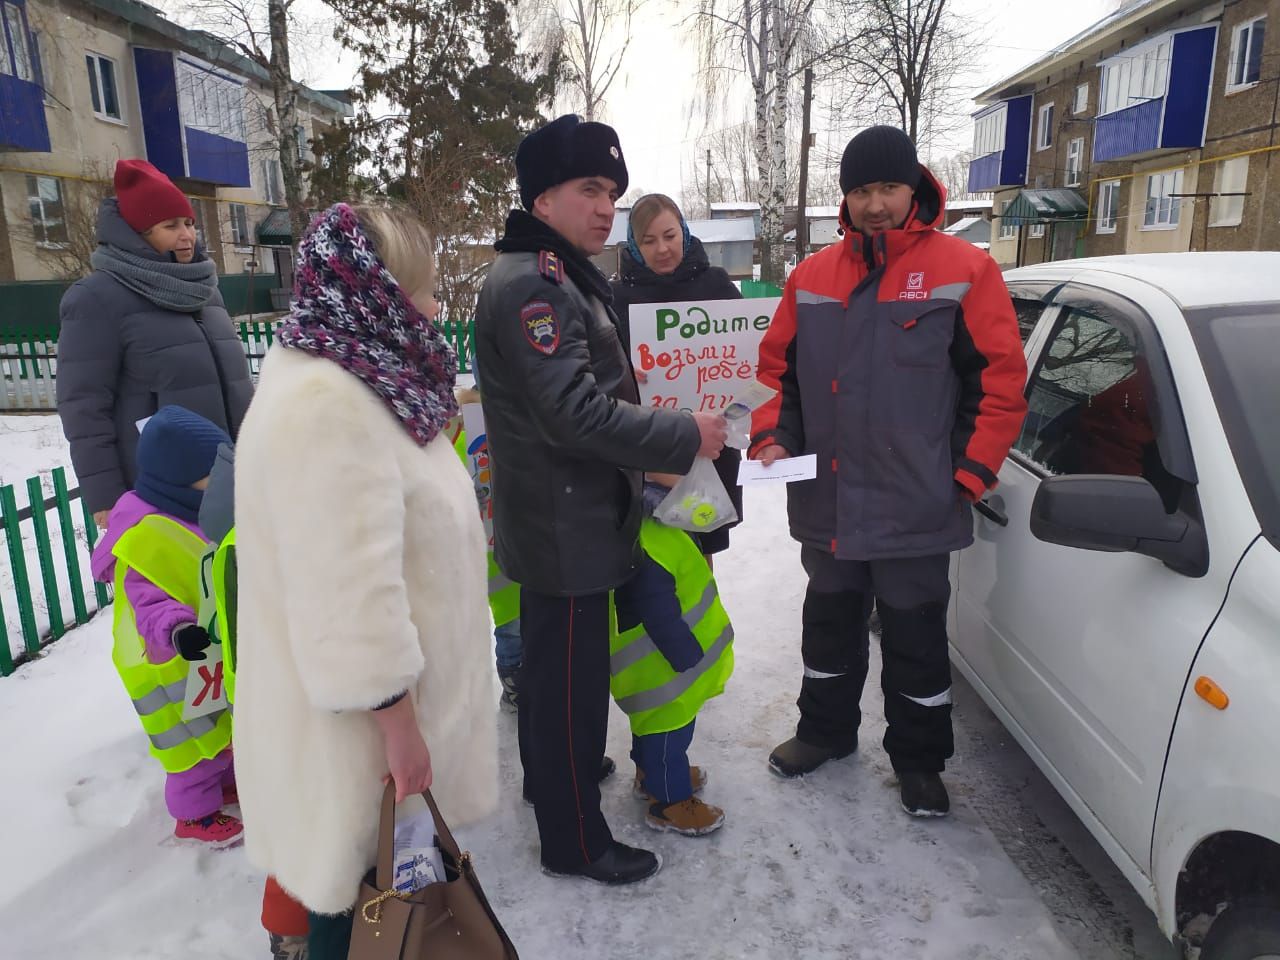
[350,204,436,300]
[628,193,683,241]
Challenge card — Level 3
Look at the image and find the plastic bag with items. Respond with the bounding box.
[653,456,739,534]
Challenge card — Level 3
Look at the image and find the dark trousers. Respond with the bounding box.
[518,587,614,871]
[631,719,696,806]
[796,547,954,773]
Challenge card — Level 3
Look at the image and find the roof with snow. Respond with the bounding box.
[945,199,993,211]
[604,214,757,248]
[976,0,1182,103]
[944,217,984,233]
[710,202,761,211]
[805,206,841,218]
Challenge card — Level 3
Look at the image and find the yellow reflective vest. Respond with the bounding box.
[110,515,233,773]
[454,428,519,628]
[209,527,238,703]
[609,521,734,737]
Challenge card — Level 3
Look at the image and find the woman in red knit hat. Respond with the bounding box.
[56,158,254,529]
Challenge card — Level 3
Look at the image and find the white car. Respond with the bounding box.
[949,252,1279,959]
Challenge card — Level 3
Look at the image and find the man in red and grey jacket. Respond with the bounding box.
[750,126,1027,817]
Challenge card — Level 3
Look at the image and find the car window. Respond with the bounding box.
[1013,305,1182,511]
[1011,296,1046,344]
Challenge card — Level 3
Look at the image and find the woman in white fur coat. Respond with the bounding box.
[232,203,496,959]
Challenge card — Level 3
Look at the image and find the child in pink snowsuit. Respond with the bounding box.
[91,405,241,847]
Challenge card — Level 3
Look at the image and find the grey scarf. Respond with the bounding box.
[90,243,219,313]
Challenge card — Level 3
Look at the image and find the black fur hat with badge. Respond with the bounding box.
[516,114,630,211]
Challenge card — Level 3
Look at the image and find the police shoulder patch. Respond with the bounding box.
[521,300,560,355]
[538,250,564,285]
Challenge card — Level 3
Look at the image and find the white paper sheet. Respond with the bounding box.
[737,454,818,485]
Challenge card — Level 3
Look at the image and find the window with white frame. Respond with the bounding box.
[26,175,67,246]
[1029,223,1046,238]
[4,2,33,81]
[973,106,1007,157]
[229,203,249,245]
[1227,17,1266,92]
[1036,102,1055,150]
[1143,169,1184,229]
[85,52,121,121]
[1065,138,1085,187]
[261,158,283,205]
[1073,82,1089,114]
[999,199,1017,240]
[1099,36,1172,115]
[177,58,246,141]
[1097,180,1120,233]
[1209,157,1249,227]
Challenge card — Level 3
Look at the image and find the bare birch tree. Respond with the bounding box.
[695,0,852,283]
[520,0,643,121]
[832,0,971,152]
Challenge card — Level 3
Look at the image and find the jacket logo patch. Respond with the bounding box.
[898,271,928,301]
[521,300,560,354]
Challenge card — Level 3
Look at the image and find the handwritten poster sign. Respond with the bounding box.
[628,297,781,413]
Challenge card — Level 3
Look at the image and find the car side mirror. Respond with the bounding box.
[1030,475,1209,578]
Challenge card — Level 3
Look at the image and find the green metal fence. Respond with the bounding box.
[2,318,476,411]
[0,466,111,676]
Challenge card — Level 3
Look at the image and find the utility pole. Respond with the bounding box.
[795,67,814,262]
[706,148,712,217]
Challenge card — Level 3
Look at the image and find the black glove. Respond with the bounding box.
[174,624,212,662]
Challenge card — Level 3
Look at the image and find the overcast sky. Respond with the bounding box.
[160,0,1120,199]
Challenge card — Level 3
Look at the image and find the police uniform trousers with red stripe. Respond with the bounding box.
[517,586,615,871]
[796,546,954,773]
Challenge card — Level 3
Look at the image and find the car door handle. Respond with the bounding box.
[974,499,1008,527]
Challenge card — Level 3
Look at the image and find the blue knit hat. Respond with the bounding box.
[134,406,230,524]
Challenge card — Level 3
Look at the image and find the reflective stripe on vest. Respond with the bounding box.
[608,521,734,737]
[111,514,232,773]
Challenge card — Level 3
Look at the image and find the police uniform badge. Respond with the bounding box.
[538,250,564,285]
[521,300,560,355]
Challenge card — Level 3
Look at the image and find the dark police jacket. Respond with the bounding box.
[474,211,701,596]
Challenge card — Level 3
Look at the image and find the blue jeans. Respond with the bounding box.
[495,618,522,673]
[631,719,696,805]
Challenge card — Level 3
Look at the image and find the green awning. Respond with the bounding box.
[1003,189,1088,227]
[256,208,293,247]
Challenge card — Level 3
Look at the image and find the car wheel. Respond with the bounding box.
[1200,903,1280,960]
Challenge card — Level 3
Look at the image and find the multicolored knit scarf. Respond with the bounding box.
[276,203,458,446]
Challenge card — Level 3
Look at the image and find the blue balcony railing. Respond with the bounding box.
[968,152,1003,194]
[1093,98,1163,163]
[0,74,50,152]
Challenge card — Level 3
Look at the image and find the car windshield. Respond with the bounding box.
[1188,303,1280,550]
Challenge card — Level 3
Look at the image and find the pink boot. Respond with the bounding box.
[174,812,244,848]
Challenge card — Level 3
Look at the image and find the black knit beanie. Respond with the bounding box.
[839,126,922,194]
[516,114,630,210]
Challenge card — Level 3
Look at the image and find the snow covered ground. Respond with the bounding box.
[0,414,99,663]
[0,480,1088,960]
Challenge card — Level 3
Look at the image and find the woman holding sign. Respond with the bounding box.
[612,194,744,559]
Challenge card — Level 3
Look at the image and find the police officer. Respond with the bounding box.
[474,115,728,884]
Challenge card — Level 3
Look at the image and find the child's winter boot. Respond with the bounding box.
[645,797,725,837]
[173,811,244,848]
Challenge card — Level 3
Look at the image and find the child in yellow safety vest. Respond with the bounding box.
[609,476,736,837]
[90,405,241,848]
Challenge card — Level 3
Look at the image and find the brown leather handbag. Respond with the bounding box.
[347,783,518,959]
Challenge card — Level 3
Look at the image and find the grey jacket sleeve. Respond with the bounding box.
[498,280,700,474]
[198,442,236,543]
[55,281,126,514]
